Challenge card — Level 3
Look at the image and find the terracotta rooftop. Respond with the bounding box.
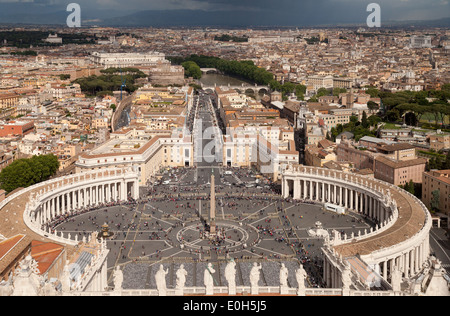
[334,183,427,257]
[0,187,76,275]
[375,156,428,169]
[0,234,27,261]
[30,240,65,275]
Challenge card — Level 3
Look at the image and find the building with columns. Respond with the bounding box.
[90,52,166,68]
[0,168,140,294]
[0,163,448,296]
[31,169,140,228]
[75,128,194,185]
[281,164,434,293]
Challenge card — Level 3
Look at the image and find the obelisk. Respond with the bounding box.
[210,172,216,235]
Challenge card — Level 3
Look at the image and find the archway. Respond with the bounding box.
[258,88,269,95]
[245,88,256,95]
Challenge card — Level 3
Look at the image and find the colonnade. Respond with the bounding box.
[375,234,431,282]
[321,236,431,290]
[24,168,140,238]
[36,181,132,226]
[283,178,390,224]
[281,165,432,289]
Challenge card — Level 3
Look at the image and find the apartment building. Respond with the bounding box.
[0,121,35,137]
[336,141,375,170]
[305,139,336,167]
[376,143,416,161]
[0,92,19,109]
[422,170,450,215]
[374,156,427,186]
[307,75,334,90]
[429,133,450,152]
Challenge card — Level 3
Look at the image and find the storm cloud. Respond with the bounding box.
[0,0,448,26]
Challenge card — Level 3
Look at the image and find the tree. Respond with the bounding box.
[367,101,379,113]
[181,61,202,79]
[175,55,275,85]
[0,154,59,193]
[281,82,296,99]
[368,115,381,127]
[74,69,146,97]
[386,109,400,122]
[316,88,329,98]
[444,151,450,170]
[366,87,380,98]
[295,84,306,100]
[402,180,415,195]
[430,190,440,211]
[362,111,369,129]
[433,103,450,127]
[350,115,359,124]
[269,80,282,92]
[333,88,347,97]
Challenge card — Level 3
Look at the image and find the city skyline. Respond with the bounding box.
[0,0,449,27]
[0,19,449,297]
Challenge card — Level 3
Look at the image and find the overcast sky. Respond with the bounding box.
[0,0,449,24]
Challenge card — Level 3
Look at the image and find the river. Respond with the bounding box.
[198,73,252,86]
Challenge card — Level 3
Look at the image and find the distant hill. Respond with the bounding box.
[382,17,450,28]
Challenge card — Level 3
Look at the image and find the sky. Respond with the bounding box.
[0,0,449,25]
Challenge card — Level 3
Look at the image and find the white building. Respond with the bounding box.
[75,128,194,185]
[308,75,334,90]
[90,52,166,68]
[43,34,63,44]
[410,36,432,49]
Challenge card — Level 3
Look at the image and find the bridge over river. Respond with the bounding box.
[200,83,270,95]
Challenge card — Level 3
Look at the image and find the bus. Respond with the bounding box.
[325,203,346,215]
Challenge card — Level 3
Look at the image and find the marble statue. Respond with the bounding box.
[250,263,262,295]
[279,263,289,288]
[61,261,71,293]
[155,265,169,296]
[279,263,289,295]
[0,280,13,297]
[341,264,353,295]
[391,266,402,292]
[113,266,123,292]
[176,264,188,292]
[296,264,307,296]
[225,260,237,295]
[11,255,43,296]
[204,263,216,295]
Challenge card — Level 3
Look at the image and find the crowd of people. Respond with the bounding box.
[48,165,354,288]
[43,197,138,234]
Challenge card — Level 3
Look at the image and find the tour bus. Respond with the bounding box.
[324,203,346,215]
